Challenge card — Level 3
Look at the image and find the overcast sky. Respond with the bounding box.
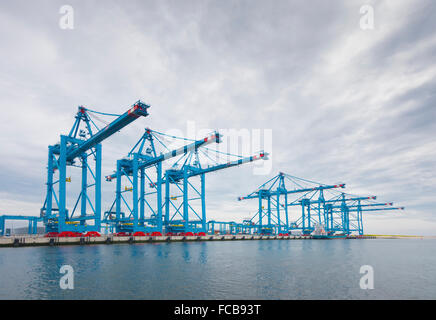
[0,0,435,235]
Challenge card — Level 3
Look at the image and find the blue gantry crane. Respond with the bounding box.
[102,129,221,235]
[237,172,345,235]
[40,101,150,235]
[287,192,404,236]
[322,194,404,235]
[163,147,269,235]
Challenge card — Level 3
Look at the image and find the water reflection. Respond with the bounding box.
[198,242,208,264]
[0,239,435,299]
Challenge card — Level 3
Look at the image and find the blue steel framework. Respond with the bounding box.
[207,220,247,235]
[296,194,405,235]
[285,193,404,236]
[163,149,269,235]
[0,100,406,237]
[40,101,150,233]
[236,173,405,236]
[103,129,221,234]
[0,215,40,236]
[236,172,345,235]
[292,195,377,235]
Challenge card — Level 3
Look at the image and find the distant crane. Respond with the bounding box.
[0,215,40,236]
[288,193,404,236]
[238,172,345,235]
[325,194,404,235]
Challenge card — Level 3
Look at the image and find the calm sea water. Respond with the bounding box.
[0,239,435,300]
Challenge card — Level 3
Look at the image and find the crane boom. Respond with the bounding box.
[197,151,268,175]
[238,183,345,201]
[345,207,404,212]
[166,151,269,181]
[286,195,375,206]
[66,101,150,161]
[105,131,221,181]
[329,202,394,210]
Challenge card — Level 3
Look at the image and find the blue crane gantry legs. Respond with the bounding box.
[164,151,269,235]
[164,169,208,235]
[288,195,404,236]
[103,130,221,235]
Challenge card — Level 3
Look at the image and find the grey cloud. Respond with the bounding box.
[0,0,435,235]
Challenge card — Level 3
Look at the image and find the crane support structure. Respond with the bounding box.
[164,150,269,235]
[328,196,404,235]
[237,172,404,236]
[0,215,41,236]
[293,193,404,236]
[237,172,345,235]
[103,130,221,234]
[2,96,406,238]
[41,101,150,234]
